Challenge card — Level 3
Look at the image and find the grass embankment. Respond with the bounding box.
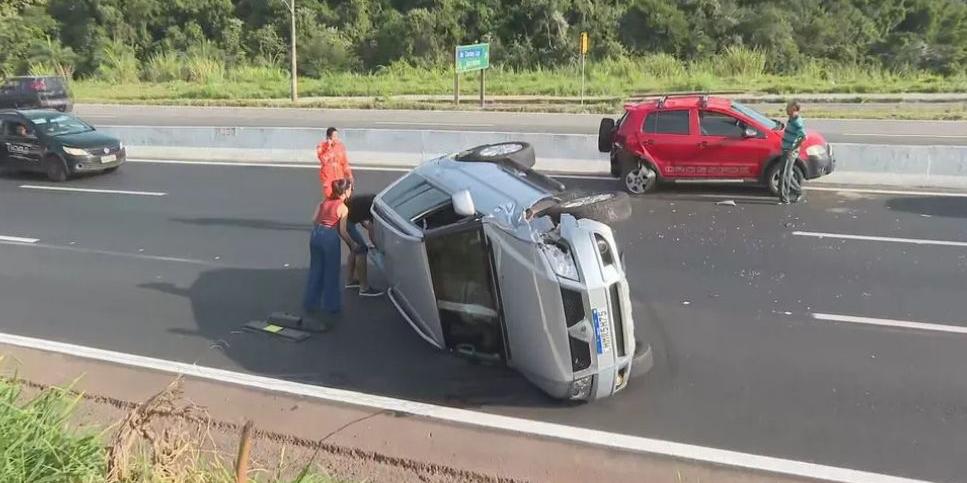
[69,54,967,119]
[0,376,334,483]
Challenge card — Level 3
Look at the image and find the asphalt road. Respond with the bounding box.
[74,104,967,146]
[1,162,966,481]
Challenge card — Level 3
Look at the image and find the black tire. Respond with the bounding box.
[548,191,632,224]
[44,156,68,182]
[621,160,658,195]
[455,142,536,169]
[766,161,805,197]
[598,118,615,153]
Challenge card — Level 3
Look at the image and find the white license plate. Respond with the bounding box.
[100,154,116,163]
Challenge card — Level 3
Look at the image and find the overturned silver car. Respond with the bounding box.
[369,142,653,401]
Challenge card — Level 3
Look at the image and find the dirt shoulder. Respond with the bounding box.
[0,342,811,483]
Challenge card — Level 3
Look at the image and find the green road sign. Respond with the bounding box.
[455,43,490,73]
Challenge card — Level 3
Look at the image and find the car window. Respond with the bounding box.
[27,113,93,136]
[381,174,451,224]
[643,110,690,135]
[700,111,745,137]
[731,102,779,130]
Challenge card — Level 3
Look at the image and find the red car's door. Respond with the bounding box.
[691,109,775,179]
[637,109,702,178]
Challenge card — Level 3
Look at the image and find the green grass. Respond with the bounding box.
[0,379,104,482]
[70,56,967,100]
[0,376,339,482]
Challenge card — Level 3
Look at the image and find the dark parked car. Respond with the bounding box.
[0,76,73,112]
[0,109,124,181]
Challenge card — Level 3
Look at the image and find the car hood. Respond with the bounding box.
[802,130,828,148]
[53,130,119,149]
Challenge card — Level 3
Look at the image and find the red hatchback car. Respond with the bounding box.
[598,95,835,195]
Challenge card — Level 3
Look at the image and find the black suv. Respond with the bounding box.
[0,109,124,181]
[0,76,73,112]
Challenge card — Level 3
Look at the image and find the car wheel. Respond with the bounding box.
[455,142,536,169]
[598,118,615,153]
[549,191,632,223]
[44,156,69,182]
[622,162,657,195]
[766,162,805,197]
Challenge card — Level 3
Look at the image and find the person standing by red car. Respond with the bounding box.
[317,127,353,199]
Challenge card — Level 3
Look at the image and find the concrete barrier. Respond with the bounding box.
[101,125,967,189]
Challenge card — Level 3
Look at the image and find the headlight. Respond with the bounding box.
[541,241,580,281]
[568,375,594,401]
[62,146,89,156]
[805,145,826,157]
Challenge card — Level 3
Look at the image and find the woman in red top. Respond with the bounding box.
[303,179,359,321]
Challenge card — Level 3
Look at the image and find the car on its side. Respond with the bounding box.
[370,142,653,402]
[598,95,835,195]
[0,109,125,181]
[0,76,73,112]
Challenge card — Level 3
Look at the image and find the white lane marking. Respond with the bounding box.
[19,185,167,197]
[126,158,408,172]
[812,313,967,335]
[841,133,967,139]
[373,121,495,127]
[806,186,967,198]
[0,235,39,244]
[124,159,967,198]
[793,231,967,248]
[0,332,925,483]
[0,240,217,266]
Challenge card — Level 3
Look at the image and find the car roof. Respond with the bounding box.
[411,156,557,220]
[625,95,733,111]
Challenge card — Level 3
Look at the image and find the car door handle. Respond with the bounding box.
[641,139,655,146]
[697,141,708,148]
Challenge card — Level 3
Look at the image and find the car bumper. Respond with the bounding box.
[804,153,835,179]
[66,152,125,173]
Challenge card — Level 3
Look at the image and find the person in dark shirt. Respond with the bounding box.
[344,193,382,297]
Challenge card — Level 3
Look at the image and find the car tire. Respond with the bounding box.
[621,161,658,195]
[44,156,69,182]
[766,161,805,197]
[548,191,632,224]
[598,118,615,153]
[455,142,536,169]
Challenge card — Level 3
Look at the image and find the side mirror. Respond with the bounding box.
[743,127,758,138]
[452,190,476,217]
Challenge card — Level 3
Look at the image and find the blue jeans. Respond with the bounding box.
[303,224,342,314]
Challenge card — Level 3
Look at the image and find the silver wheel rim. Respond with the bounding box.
[625,167,654,194]
[561,193,613,208]
[479,143,523,157]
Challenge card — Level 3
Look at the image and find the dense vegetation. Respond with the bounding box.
[1,0,965,95]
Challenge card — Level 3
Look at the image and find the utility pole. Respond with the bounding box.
[282,0,298,102]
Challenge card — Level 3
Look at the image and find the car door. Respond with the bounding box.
[0,118,43,171]
[637,109,702,178]
[424,219,507,362]
[372,175,451,349]
[692,109,773,179]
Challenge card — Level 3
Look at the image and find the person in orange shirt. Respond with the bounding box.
[317,127,353,199]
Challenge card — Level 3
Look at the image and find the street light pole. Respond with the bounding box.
[282,0,298,102]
